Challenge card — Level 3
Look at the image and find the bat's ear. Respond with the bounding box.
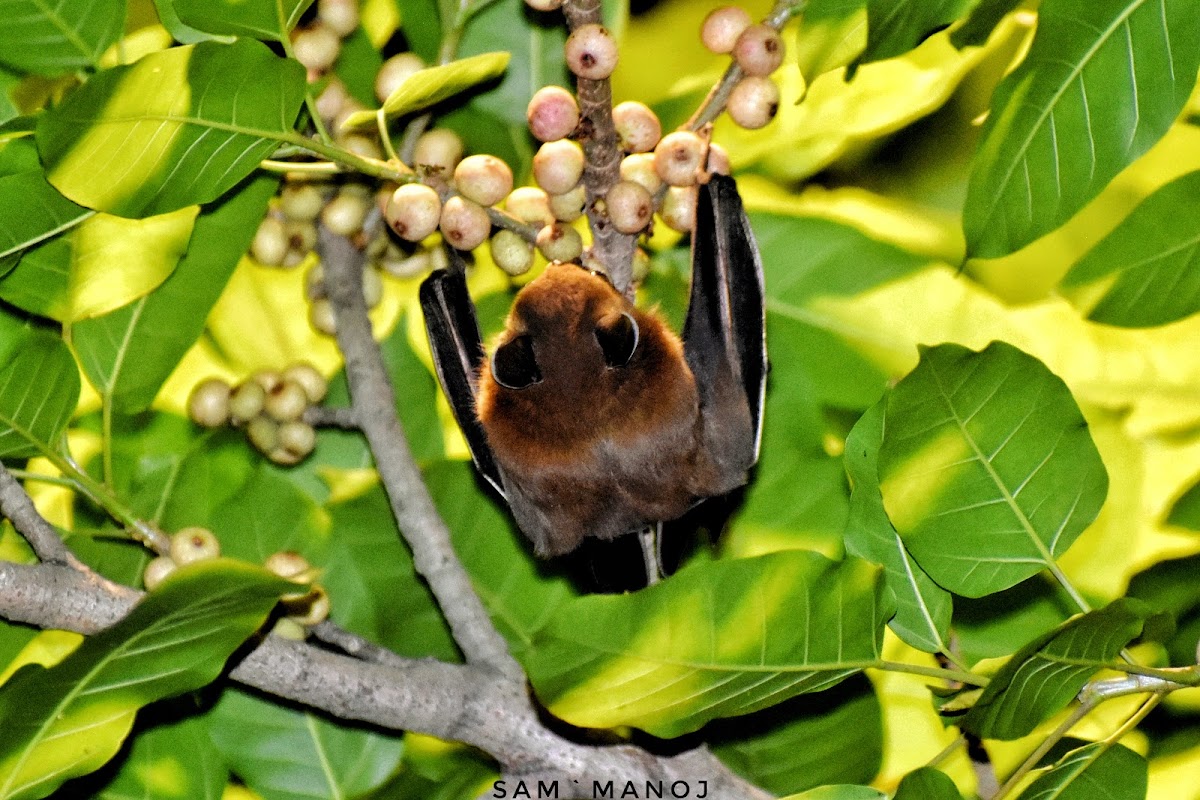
[491,335,542,389]
[595,312,639,368]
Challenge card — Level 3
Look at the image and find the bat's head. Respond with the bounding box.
[476,261,692,449]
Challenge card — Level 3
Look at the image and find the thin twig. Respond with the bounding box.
[0,461,82,568]
[317,226,524,681]
[303,406,361,429]
[308,620,412,668]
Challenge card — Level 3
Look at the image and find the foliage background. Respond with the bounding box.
[0,0,1199,798]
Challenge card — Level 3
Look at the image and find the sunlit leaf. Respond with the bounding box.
[1167,476,1200,531]
[780,787,887,800]
[152,0,232,45]
[963,0,1200,258]
[894,767,964,800]
[0,0,125,75]
[1015,742,1147,800]
[1060,170,1200,327]
[37,40,305,217]
[793,0,868,79]
[0,205,197,322]
[525,552,889,737]
[712,677,883,795]
[0,560,289,800]
[73,174,278,413]
[962,599,1152,739]
[340,52,510,130]
[845,401,952,653]
[878,342,1107,598]
[209,689,404,800]
[0,330,79,459]
[172,0,314,41]
[0,171,91,276]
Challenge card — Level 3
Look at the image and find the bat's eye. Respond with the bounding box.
[491,335,542,389]
[595,312,639,368]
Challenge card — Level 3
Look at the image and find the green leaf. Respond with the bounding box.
[172,0,315,40]
[949,0,1024,48]
[755,212,928,409]
[210,468,329,567]
[0,560,289,800]
[954,580,1074,665]
[372,737,495,800]
[857,0,975,65]
[962,599,1152,739]
[845,400,953,653]
[324,484,458,661]
[340,52,510,130]
[1167,475,1200,531]
[37,40,306,218]
[525,552,889,738]
[0,171,92,276]
[426,460,577,651]
[1060,170,1200,328]
[878,341,1107,598]
[87,713,226,800]
[383,314,444,464]
[209,689,404,800]
[712,676,882,795]
[963,0,1200,258]
[152,0,234,45]
[73,173,278,413]
[1015,742,1147,800]
[793,0,868,80]
[0,0,125,75]
[394,0,441,63]
[0,205,197,322]
[0,330,80,459]
[780,787,887,800]
[894,767,964,800]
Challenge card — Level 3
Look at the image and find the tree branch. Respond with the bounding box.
[0,558,771,799]
[0,461,79,567]
[317,226,524,682]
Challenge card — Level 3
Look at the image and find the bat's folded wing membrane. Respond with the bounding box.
[419,262,507,498]
[681,175,767,487]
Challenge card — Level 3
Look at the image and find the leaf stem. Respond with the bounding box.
[277,132,409,182]
[1047,561,1092,615]
[260,159,343,175]
[875,660,989,687]
[991,699,1095,800]
[925,734,967,769]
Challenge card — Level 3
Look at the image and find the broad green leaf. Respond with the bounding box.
[210,468,330,567]
[755,212,928,409]
[209,689,404,800]
[427,460,578,652]
[1060,170,1200,327]
[0,330,80,459]
[0,66,19,124]
[37,40,306,218]
[324,484,458,661]
[0,0,125,75]
[393,0,441,63]
[1167,476,1200,531]
[878,342,1107,598]
[340,52,510,130]
[963,0,1200,258]
[780,787,886,800]
[333,28,384,106]
[712,676,883,795]
[456,0,568,127]
[962,599,1151,739]
[894,767,964,800]
[73,173,278,413]
[152,0,233,45]
[1126,554,1200,665]
[1015,742,1146,800]
[525,552,889,738]
[0,205,197,322]
[857,0,975,66]
[0,171,91,276]
[845,401,952,653]
[373,736,495,800]
[0,560,290,800]
[89,713,226,800]
[173,0,314,41]
[953,580,1074,665]
[950,0,1025,48]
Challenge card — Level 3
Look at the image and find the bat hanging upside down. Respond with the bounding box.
[419,174,766,557]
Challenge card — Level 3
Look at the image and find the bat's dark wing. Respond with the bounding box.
[418,261,506,498]
[681,174,767,490]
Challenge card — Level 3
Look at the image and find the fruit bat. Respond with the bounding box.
[419,174,765,557]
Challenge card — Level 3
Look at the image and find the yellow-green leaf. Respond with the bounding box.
[0,205,196,322]
[339,52,510,130]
